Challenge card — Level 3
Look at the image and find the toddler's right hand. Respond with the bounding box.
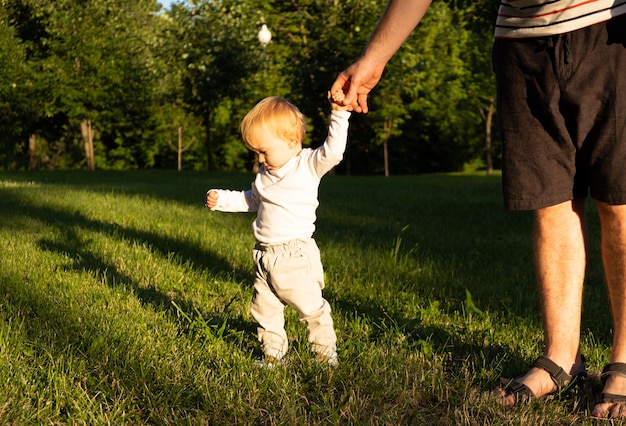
[205,190,218,208]
[329,90,349,111]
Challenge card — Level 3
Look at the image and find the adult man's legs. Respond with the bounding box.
[500,199,586,404]
[592,202,626,418]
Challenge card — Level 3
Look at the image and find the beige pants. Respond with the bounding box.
[250,238,337,359]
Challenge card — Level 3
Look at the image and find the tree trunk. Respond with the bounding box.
[28,134,38,170]
[480,97,495,176]
[344,140,351,176]
[383,118,393,177]
[81,119,95,170]
[177,126,183,171]
[203,111,214,171]
[168,126,196,171]
[383,139,389,177]
[484,97,495,176]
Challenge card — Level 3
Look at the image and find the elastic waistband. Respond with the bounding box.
[254,238,313,254]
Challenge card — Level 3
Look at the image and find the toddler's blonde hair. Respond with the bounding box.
[240,97,306,148]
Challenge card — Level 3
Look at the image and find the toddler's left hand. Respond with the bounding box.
[205,190,218,208]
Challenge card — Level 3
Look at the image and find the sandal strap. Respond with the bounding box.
[602,392,626,403]
[532,356,573,388]
[499,377,535,402]
[601,362,626,380]
[598,363,626,405]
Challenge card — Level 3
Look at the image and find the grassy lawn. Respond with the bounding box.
[0,170,612,425]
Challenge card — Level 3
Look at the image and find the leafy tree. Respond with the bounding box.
[173,0,267,171]
[457,0,500,174]
[405,1,479,172]
[49,0,160,169]
[0,5,27,168]
[367,0,497,174]
[0,0,501,174]
[253,0,383,174]
[2,0,164,170]
[0,0,56,169]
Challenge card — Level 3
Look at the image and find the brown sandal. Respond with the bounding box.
[596,363,626,404]
[497,355,587,404]
[590,363,626,419]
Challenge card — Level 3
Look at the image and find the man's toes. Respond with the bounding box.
[609,402,626,419]
[592,402,626,419]
[491,387,515,406]
[591,402,609,418]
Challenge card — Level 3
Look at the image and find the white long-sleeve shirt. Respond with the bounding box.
[209,110,351,244]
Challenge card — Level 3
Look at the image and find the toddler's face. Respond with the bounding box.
[247,132,301,172]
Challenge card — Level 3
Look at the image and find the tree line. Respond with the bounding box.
[0,0,499,175]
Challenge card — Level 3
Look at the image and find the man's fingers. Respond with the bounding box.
[342,81,359,107]
[356,93,368,114]
[331,70,369,112]
[330,75,348,99]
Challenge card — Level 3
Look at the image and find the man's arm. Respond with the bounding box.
[331,0,433,113]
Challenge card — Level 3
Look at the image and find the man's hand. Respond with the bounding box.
[331,60,384,114]
[330,1,433,113]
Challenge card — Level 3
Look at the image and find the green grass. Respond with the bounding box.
[0,170,612,425]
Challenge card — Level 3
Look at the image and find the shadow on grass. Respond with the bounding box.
[0,169,252,208]
[0,188,258,347]
[0,185,263,419]
[316,174,613,396]
[0,171,615,402]
[318,174,612,338]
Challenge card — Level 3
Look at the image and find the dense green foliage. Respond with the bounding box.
[0,170,613,424]
[0,0,499,174]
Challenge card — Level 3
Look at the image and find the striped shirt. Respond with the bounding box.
[495,0,626,38]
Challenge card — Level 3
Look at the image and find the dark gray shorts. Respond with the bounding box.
[493,15,626,211]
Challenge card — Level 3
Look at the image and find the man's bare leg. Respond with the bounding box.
[591,202,626,418]
[500,199,587,405]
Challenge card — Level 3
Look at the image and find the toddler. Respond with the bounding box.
[205,92,350,366]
